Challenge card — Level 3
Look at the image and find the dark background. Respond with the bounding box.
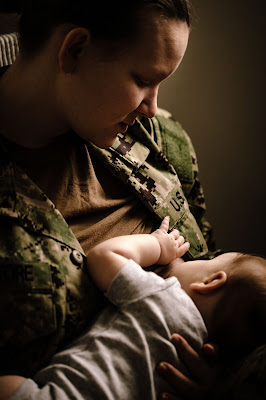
[0,1,265,256]
[0,12,18,33]
[159,0,266,256]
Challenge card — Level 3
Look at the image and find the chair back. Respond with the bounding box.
[0,32,19,67]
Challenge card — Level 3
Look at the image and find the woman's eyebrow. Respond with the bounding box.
[140,70,173,86]
[151,66,177,82]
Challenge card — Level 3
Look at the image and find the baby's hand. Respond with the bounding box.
[151,217,190,265]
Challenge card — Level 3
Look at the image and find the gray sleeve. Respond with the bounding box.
[8,379,65,400]
[8,380,38,400]
[106,259,178,307]
[9,376,89,400]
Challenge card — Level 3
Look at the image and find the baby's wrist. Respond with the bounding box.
[153,235,163,263]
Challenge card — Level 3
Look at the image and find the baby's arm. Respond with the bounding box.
[86,216,189,292]
[0,376,26,400]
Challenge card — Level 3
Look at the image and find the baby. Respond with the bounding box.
[4,217,266,400]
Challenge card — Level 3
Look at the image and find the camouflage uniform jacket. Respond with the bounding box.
[0,135,106,376]
[89,108,216,260]
[0,104,216,376]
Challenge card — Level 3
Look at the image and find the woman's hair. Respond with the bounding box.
[17,0,191,57]
[209,253,266,362]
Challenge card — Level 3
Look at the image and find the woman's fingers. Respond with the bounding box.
[171,334,219,390]
[159,393,182,400]
[202,342,219,362]
[157,335,220,400]
[171,334,214,381]
[156,361,199,399]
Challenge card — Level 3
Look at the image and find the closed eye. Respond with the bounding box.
[133,75,152,88]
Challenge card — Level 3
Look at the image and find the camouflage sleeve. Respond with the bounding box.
[0,156,106,377]
[185,167,220,259]
[183,135,221,259]
[148,109,222,259]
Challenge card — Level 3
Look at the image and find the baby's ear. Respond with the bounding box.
[190,271,227,294]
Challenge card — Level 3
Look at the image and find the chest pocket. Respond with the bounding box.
[0,260,56,346]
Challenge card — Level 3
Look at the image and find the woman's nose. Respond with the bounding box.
[137,87,158,118]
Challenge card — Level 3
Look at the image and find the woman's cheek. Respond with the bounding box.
[126,88,144,112]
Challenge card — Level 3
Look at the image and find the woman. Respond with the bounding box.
[0,1,218,398]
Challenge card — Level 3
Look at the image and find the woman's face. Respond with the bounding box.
[58,15,189,148]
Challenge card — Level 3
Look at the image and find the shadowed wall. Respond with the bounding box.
[158,0,266,256]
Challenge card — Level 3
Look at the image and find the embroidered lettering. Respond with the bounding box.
[0,264,34,282]
[170,191,185,212]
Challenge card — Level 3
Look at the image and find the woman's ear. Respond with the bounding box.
[190,271,227,294]
[58,27,91,73]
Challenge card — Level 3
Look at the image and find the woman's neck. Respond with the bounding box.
[0,55,69,148]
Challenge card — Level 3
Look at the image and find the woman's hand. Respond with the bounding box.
[157,334,220,400]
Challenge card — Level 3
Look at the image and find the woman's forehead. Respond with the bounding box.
[128,18,189,74]
[137,17,188,56]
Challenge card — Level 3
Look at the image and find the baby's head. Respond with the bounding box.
[209,253,266,360]
[168,252,266,361]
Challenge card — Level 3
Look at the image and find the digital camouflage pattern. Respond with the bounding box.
[0,32,263,399]
[90,108,217,260]
[0,108,216,376]
[0,34,218,377]
[0,140,105,376]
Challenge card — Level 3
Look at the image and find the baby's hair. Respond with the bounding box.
[209,253,266,361]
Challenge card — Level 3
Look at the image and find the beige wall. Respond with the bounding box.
[158,0,266,256]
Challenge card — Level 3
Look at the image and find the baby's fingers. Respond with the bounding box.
[169,229,180,240]
[159,216,170,233]
[176,235,184,246]
[169,232,185,247]
[176,241,190,257]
